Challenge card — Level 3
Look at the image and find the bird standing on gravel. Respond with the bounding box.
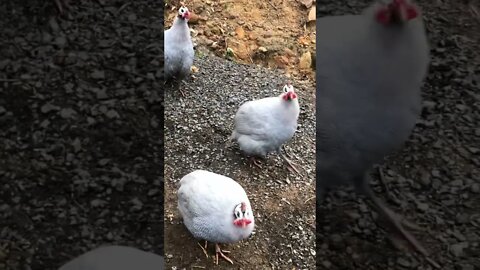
[316,0,436,265]
[230,83,301,174]
[177,170,255,265]
[164,6,194,97]
[58,246,164,270]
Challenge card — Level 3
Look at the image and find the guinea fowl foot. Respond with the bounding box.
[54,0,70,14]
[280,152,301,174]
[362,181,440,269]
[179,88,186,97]
[249,157,263,169]
[215,244,233,265]
[197,241,209,258]
[171,79,186,97]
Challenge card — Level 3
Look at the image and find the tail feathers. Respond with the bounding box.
[236,135,266,157]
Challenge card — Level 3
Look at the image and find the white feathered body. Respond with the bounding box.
[316,3,429,190]
[164,17,194,80]
[232,95,300,157]
[177,170,254,244]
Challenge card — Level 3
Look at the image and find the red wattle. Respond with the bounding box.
[375,9,391,24]
[406,6,418,20]
[234,218,252,227]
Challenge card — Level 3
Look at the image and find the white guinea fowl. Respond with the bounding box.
[58,246,164,270]
[164,6,194,97]
[317,0,435,266]
[230,83,301,173]
[177,170,255,265]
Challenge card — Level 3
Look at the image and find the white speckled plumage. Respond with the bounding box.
[164,7,194,81]
[177,170,254,244]
[231,85,300,157]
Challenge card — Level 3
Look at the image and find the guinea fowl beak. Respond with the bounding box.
[234,219,252,228]
[182,11,191,20]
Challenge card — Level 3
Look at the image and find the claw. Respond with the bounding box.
[361,175,440,269]
[249,157,263,169]
[179,88,186,97]
[280,152,301,174]
[215,244,233,265]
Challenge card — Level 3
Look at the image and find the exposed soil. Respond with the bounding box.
[165,0,317,80]
[316,0,480,269]
[0,1,165,269]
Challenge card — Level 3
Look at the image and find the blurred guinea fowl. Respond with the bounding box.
[177,170,255,265]
[164,6,194,97]
[58,246,164,270]
[316,0,437,265]
[230,83,301,174]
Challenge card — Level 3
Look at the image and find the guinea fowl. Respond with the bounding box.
[177,170,254,265]
[316,0,435,265]
[230,83,301,173]
[58,246,164,270]
[164,6,194,97]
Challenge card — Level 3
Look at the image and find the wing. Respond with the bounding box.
[234,99,278,139]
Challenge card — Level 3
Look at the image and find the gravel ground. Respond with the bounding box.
[0,1,165,269]
[316,0,480,269]
[164,56,316,269]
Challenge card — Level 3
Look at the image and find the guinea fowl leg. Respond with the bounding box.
[282,145,292,158]
[197,241,209,258]
[175,80,186,97]
[214,244,233,265]
[225,134,234,148]
[358,175,440,268]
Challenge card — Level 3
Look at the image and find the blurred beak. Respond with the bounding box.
[234,219,252,228]
[240,219,252,227]
[182,11,191,20]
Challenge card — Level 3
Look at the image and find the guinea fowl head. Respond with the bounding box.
[281,83,297,102]
[232,202,253,228]
[374,0,420,25]
[177,6,191,20]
